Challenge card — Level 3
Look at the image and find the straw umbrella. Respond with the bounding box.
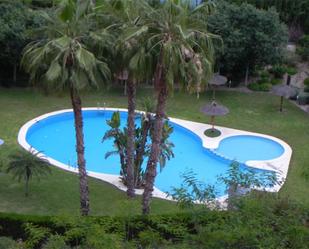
[272,84,297,112]
[209,74,227,100]
[201,101,229,132]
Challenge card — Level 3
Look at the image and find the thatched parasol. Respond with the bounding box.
[209,74,227,99]
[272,84,297,112]
[201,101,229,131]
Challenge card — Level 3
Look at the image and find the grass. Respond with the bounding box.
[0,86,309,216]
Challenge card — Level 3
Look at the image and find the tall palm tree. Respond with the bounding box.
[6,149,51,197]
[21,0,110,215]
[138,0,217,214]
[98,0,153,197]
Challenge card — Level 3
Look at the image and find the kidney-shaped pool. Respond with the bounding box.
[20,109,286,197]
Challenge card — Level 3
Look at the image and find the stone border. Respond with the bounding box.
[18,107,292,200]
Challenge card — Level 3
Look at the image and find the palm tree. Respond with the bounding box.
[6,149,51,197]
[137,0,217,214]
[21,0,110,215]
[98,0,153,197]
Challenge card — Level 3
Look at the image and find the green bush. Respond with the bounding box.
[0,196,308,249]
[271,78,282,85]
[257,70,271,84]
[248,83,272,92]
[297,36,309,61]
[304,78,309,87]
[297,47,309,61]
[0,237,20,249]
[286,67,297,76]
[304,86,309,93]
[269,65,286,78]
[298,35,309,47]
[42,235,69,249]
[259,83,272,91]
[248,83,260,91]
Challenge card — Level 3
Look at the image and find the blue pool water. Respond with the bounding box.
[25,110,284,196]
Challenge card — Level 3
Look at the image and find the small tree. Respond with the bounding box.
[218,162,282,210]
[103,110,174,189]
[168,170,217,210]
[6,149,51,197]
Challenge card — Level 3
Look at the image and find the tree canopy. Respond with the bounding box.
[208,1,288,81]
[0,1,43,85]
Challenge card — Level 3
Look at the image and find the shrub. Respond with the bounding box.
[286,67,297,76]
[297,35,309,61]
[304,78,309,87]
[0,200,308,249]
[257,70,271,84]
[24,223,51,249]
[248,83,260,91]
[42,235,69,249]
[259,70,271,79]
[248,83,272,92]
[269,65,286,78]
[0,237,20,249]
[259,83,272,91]
[297,47,309,61]
[304,86,309,93]
[298,35,309,47]
[271,78,282,85]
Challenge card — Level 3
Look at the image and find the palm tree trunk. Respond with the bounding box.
[126,79,136,197]
[13,62,17,83]
[70,87,90,216]
[245,64,249,86]
[142,53,167,215]
[135,113,151,186]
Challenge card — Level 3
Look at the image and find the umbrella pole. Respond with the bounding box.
[212,88,216,100]
[280,96,283,112]
[211,116,215,131]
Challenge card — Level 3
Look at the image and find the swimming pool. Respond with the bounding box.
[19,108,291,198]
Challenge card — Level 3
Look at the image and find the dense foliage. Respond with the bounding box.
[0,0,43,86]
[103,111,174,188]
[297,35,309,61]
[208,1,288,83]
[0,194,308,248]
[226,0,309,35]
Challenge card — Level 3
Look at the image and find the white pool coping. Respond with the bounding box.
[18,107,292,203]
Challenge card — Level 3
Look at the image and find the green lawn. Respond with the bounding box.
[0,87,308,216]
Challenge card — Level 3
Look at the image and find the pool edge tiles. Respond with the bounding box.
[18,107,292,200]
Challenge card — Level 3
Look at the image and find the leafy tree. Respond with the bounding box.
[225,0,309,34]
[0,0,42,85]
[134,0,216,214]
[208,1,288,84]
[6,149,51,197]
[218,161,281,210]
[21,0,110,215]
[168,170,217,209]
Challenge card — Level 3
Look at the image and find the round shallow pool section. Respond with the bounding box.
[23,110,285,197]
[215,135,284,163]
